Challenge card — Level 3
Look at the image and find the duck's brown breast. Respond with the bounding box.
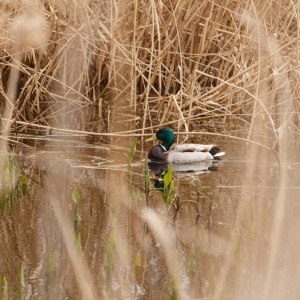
[148,145,168,162]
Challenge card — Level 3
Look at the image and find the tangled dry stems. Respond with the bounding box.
[0,0,299,149]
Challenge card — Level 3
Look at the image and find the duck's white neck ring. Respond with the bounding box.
[160,144,167,151]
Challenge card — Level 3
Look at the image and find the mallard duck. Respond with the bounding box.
[146,128,225,163]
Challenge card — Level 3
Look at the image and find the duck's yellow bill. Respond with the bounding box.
[145,134,157,142]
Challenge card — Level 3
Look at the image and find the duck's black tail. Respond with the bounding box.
[209,147,225,158]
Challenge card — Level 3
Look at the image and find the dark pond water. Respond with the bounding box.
[1,136,300,299]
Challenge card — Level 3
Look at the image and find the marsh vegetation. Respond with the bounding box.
[1,0,300,299]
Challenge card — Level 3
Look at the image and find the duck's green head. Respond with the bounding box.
[146,128,175,150]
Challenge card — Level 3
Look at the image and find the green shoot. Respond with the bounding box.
[104,229,116,273]
[45,247,58,296]
[2,276,7,300]
[22,174,28,196]
[76,232,81,255]
[135,251,141,278]
[162,164,175,205]
[20,262,25,287]
[72,185,81,223]
[189,244,196,285]
[170,249,180,300]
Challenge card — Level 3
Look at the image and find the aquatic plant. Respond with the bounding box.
[127,139,152,207]
[190,178,208,202]
[72,186,82,254]
[20,262,25,287]
[1,151,27,215]
[2,277,7,300]
[72,185,81,223]
[104,221,116,273]
[128,154,152,206]
[21,174,28,197]
[170,250,180,300]
[76,232,82,255]
[135,251,141,279]
[161,164,175,206]
[208,259,217,295]
[104,205,118,297]
[19,262,25,300]
[188,244,196,286]
[45,247,58,296]
[128,138,137,175]
[104,229,116,297]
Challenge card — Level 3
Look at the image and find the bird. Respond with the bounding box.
[146,128,225,164]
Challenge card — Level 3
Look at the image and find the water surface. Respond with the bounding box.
[1,136,300,299]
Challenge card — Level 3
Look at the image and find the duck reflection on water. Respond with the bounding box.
[148,160,221,193]
[148,160,220,178]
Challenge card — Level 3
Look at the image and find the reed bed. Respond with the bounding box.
[0,0,298,148]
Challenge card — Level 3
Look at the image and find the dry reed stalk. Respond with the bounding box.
[170,93,188,135]
[141,0,156,135]
[195,69,278,133]
[185,69,198,127]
